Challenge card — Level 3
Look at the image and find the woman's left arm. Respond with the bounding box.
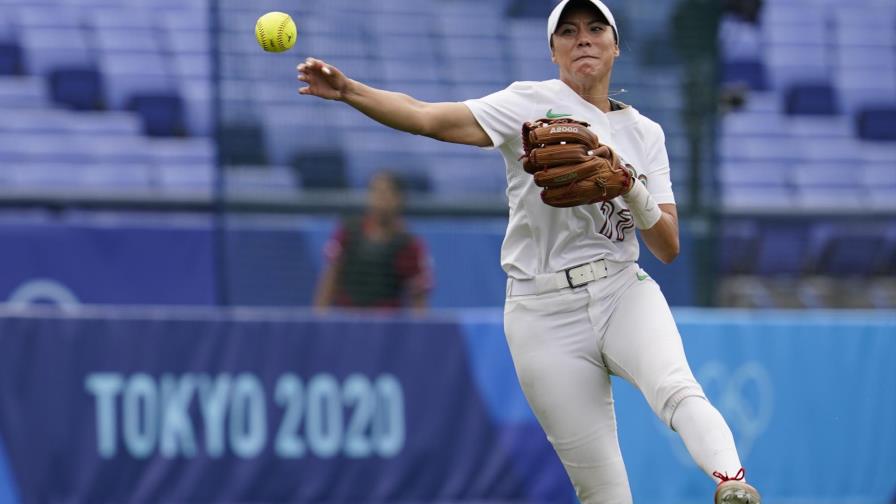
[639,204,679,264]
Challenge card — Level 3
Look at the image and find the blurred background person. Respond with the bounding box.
[314,170,432,310]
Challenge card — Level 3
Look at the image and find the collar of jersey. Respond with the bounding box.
[551,79,639,128]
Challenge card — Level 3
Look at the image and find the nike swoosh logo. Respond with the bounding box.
[545,109,572,119]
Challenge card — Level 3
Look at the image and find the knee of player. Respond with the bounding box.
[659,386,707,427]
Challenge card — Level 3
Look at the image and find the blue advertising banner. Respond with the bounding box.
[0,219,216,307]
[0,308,569,503]
[0,308,894,503]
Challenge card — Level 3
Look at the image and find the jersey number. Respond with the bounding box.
[597,201,634,242]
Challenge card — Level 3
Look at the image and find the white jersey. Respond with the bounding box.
[464,79,675,279]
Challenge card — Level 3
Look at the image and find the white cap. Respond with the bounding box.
[547,0,618,46]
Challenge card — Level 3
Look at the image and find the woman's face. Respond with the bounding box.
[368,174,402,217]
[550,5,619,82]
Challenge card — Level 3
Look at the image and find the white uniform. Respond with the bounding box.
[465,79,708,504]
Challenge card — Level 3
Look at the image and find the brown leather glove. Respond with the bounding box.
[521,118,634,208]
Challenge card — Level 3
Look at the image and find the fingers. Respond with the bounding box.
[297,57,332,74]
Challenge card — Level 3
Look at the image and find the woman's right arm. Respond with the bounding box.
[298,57,492,147]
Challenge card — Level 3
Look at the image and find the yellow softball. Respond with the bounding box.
[255,12,297,53]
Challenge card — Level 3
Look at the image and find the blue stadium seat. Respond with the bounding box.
[807,223,888,276]
[101,53,176,109]
[0,43,21,75]
[754,222,810,276]
[722,59,767,91]
[21,28,94,75]
[0,76,48,108]
[718,219,760,274]
[343,148,428,189]
[49,67,103,110]
[399,171,432,193]
[785,84,838,115]
[127,94,186,137]
[291,149,347,189]
[857,108,896,141]
[441,36,505,61]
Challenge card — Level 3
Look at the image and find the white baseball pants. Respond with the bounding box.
[503,262,708,504]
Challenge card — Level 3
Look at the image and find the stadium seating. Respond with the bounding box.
[0,0,890,309]
[717,0,896,307]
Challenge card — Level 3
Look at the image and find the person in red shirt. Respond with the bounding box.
[314,171,432,310]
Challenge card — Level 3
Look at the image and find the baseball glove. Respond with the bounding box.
[521,118,634,208]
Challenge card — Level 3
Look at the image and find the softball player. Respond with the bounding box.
[298,0,761,502]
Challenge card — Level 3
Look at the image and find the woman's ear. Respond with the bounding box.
[614,44,620,57]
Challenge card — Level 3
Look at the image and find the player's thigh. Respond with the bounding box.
[601,279,704,425]
[504,289,613,439]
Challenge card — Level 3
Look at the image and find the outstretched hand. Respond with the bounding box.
[297,57,348,100]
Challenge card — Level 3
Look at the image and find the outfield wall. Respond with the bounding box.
[0,308,893,504]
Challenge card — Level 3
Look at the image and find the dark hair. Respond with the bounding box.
[370,170,405,196]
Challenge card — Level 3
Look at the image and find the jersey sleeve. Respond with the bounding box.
[643,122,675,205]
[463,81,539,148]
[395,237,433,295]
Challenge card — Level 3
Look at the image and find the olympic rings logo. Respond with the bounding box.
[7,278,81,312]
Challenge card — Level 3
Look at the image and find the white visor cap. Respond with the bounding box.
[547,0,619,47]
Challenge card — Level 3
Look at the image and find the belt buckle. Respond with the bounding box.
[565,262,595,288]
